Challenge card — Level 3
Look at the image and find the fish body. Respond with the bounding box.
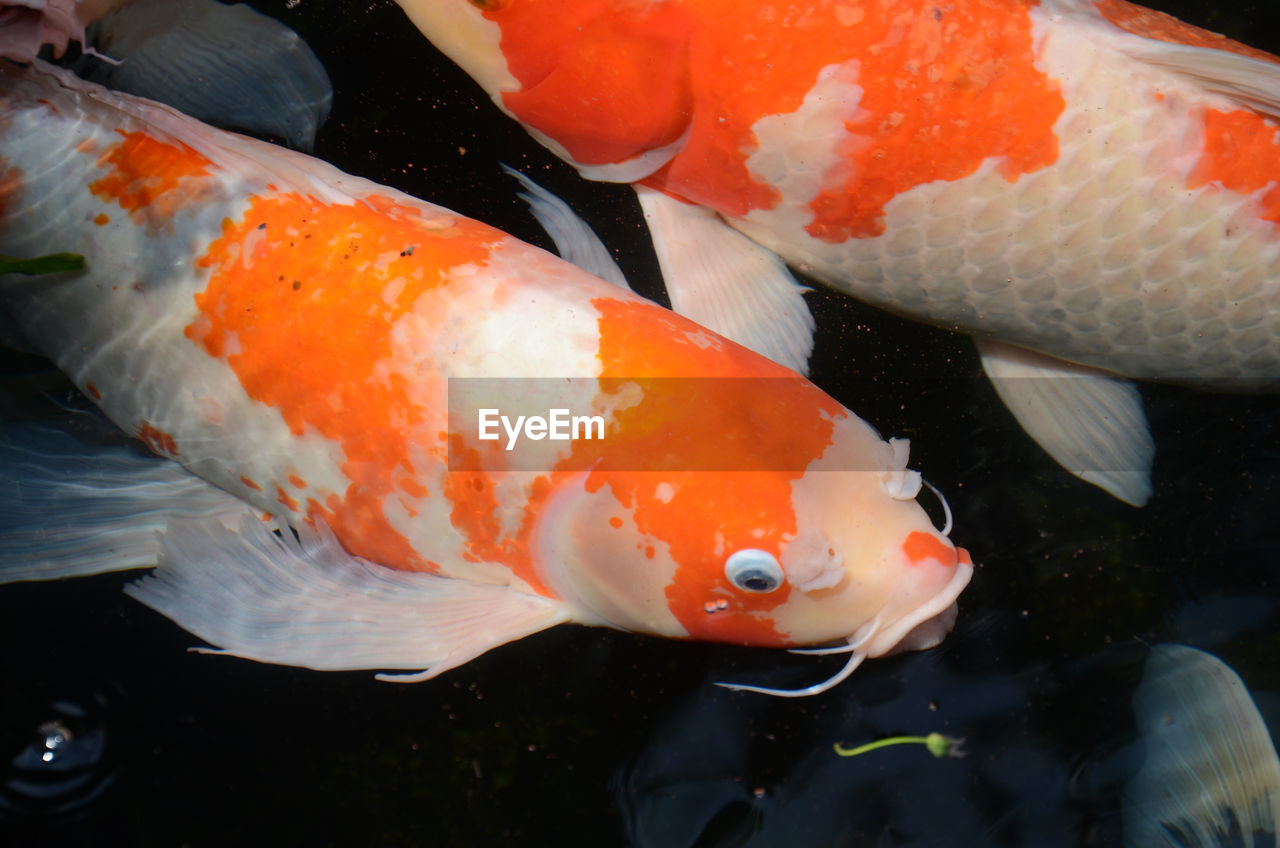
[396,0,1280,503]
[0,59,971,688]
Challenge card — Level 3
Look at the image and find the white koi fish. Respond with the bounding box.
[394,0,1280,506]
[0,59,973,696]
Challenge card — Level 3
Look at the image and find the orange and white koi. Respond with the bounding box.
[396,0,1280,506]
[0,59,973,695]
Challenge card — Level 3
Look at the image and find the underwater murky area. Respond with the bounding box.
[3,1,1280,845]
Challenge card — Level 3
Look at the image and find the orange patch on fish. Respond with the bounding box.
[93,213,109,225]
[582,297,847,644]
[443,436,557,595]
[137,422,178,457]
[801,0,1064,240]
[240,475,263,492]
[499,5,693,166]
[0,163,23,222]
[1190,108,1280,224]
[902,530,956,567]
[85,381,102,400]
[1093,0,1280,65]
[187,190,500,573]
[88,131,216,227]
[485,0,1062,237]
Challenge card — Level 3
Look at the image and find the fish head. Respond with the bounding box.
[530,378,974,658]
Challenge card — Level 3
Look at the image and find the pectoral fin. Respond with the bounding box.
[75,0,332,150]
[503,165,631,291]
[125,515,572,681]
[977,339,1154,506]
[636,186,816,375]
[0,418,255,583]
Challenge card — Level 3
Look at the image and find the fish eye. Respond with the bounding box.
[724,549,784,593]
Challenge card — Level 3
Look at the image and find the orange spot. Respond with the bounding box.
[957,546,973,566]
[608,516,623,529]
[487,0,1063,238]
[1190,108,1280,224]
[187,190,499,574]
[288,473,308,489]
[137,422,178,457]
[85,381,102,400]
[240,475,263,492]
[399,476,429,499]
[88,131,216,230]
[903,531,957,567]
[0,163,23,221]
[1094,0,1280,65]
[75,138,97,154]
[93,213,110,226]
[276,486,300,513]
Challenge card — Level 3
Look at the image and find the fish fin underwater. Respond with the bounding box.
[6,0,331,150]
[393,0,1280,507]
[0,414,570,680]
[634,185,815,377]
[977,339,1154,507]
[0,37,972,692]
[1124,644,1280,848]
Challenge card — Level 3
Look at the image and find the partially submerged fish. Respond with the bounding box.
[395,0,1280,506]
[0,59,972,695]
[1125,644,1280,847]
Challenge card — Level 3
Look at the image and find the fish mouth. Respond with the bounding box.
[865,554,974,659]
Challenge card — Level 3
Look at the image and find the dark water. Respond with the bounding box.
[2,1,1280,845]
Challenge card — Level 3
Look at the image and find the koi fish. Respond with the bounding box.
[0,58,973,696]
[395,0,1280,506]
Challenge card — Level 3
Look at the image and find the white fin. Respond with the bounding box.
[635,185,815,375]
[75,0,332,150]
[124,515,572,681]
[0,422,256,582]
[977,339,1153,506]
[501,164,631,290]
[1115,37,1280,119]
[1124,644,1280,847]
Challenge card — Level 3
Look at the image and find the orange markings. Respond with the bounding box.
[187,190,500,574]
[85,381,102,400]
[443,437,556,595]
[1094,0,1280,65]
[957,547,973,566]
[93,213,109,226]
[240,475,263,492]
[500,4,693,166]
[1190,108,1280,224]
[288,473,308,489]
[137,422,179,457]
[88,131,216,230]
[903,531,957,567]
[276,486,301,513]
[485,0,1062,238]
[580,297,847,645]
[0,163,23,221]
[608,516,624,529]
